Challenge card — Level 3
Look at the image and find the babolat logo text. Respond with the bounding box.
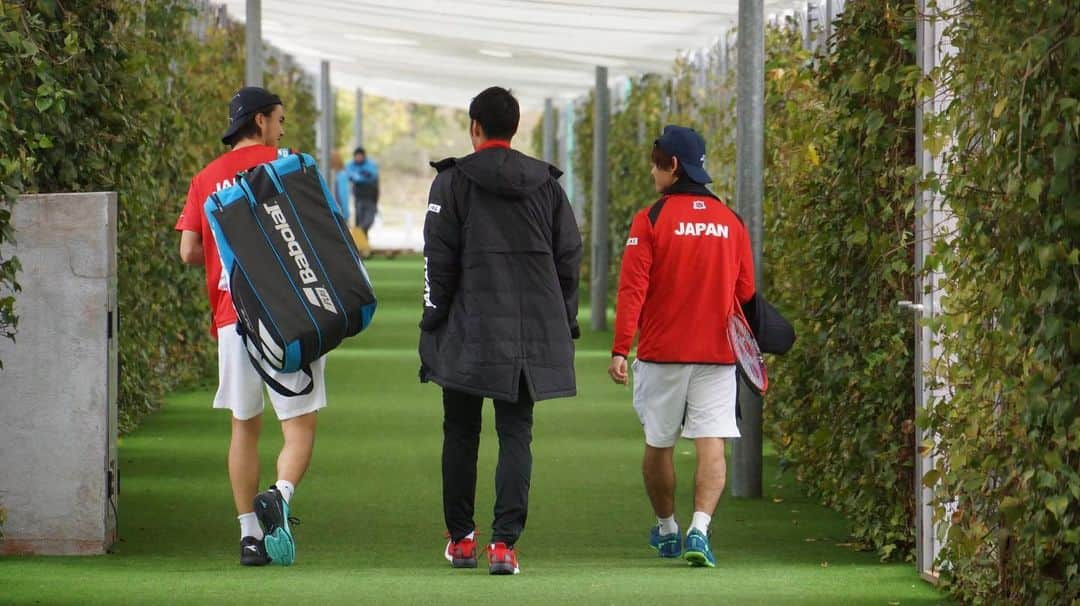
[262,200,338,315]
[263,202,318,285]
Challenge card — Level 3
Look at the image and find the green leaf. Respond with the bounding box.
[1046,496,1069,520]
[1025,178,1044,201]
[1053,145,1076,174]
[992,98,1008,118]
[1000,496,1024,525]
[1043,450,1063,471]
[848,70,868,93]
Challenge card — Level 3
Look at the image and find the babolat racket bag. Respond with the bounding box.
[205,149,377,396]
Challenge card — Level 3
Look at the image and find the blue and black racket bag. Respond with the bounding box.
[205,150,376,396]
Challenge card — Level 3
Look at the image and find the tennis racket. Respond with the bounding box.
[727,309,768,395]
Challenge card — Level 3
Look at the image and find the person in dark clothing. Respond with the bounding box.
[347,146,379,235]
[419,86,582,576]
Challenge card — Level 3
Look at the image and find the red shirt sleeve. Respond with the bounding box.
[175,177,203,233]
[612,211,654,357]
[735,223,756,304]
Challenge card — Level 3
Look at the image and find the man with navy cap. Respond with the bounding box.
[177,86,326,567]
[608,125,756,568]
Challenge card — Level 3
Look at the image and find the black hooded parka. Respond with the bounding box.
[418,145,583,402]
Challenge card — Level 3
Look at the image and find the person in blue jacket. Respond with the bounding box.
[347,146,379,235]
[331,151,351,224]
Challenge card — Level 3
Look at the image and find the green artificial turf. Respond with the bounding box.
[1,258,948,605]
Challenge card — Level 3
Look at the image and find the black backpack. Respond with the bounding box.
[741,292,796,355]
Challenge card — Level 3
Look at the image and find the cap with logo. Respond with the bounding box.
[221,87,283,145]
[655,125,711,184]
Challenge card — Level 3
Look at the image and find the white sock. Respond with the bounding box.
[657,515,679,536]
[690,511,712,535]
[274,480,295,504]
[449,530,475,543]
[239,512,263,540]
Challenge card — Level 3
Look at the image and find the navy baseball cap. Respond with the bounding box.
[221,87,283,145]
[655,125,711,184]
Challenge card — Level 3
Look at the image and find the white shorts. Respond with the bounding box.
[213,323,327,421]
[631,360,740,447]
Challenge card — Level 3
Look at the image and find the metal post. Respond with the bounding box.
[721,32,729,75]
[244,0,262,87]
[318,60,332,176]
[353,88,364,148]
[825,0,835,50]
[590,66,610,332]
[565,102,583,222]
[913,0,933,579]
[542,98,556,164]
[802,3,813,51]
[913,0,957,583]
[731,0,765,499]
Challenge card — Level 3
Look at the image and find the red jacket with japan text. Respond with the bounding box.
[612,180,755,364]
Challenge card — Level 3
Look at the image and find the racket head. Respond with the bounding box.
[727,312,768,395]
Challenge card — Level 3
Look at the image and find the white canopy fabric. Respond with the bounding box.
[219,0,809,108]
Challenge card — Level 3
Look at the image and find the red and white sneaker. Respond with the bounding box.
[444,532,478,568]
[487,542,520,575]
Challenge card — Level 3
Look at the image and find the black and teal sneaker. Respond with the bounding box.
[649,525,682,558]
[240,535,271,566]
[683,529,716,568]
[254,487,296,566]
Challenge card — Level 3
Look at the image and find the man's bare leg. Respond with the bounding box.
[254,411,318,566]
[692,437,726,516]
[642,444,676,518]
[229,414,263,514]
[277,411,318,487]
[683,437,725,566]
[643,443,683,556]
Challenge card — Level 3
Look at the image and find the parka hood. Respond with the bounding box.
[454,147,561,199]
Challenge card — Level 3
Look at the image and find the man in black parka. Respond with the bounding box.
[419,87,582,575]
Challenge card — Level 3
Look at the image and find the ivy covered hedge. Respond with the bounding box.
[766,4,921,561]
[923,1,1079,602]
[0,2,316,431]
[572,1,1077,601]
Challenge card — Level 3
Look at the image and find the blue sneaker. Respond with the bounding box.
[683,529,716,568]
[649,525,682,558]
[254,487,296,566]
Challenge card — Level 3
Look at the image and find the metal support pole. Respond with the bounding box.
[802,3,814,51]
[590,66,610,332]
[244,0,262,87]
[353,88,364,148]
[825,0,835,50]
[565,101,583,222]
[731,0,765,499]
[914,0,933,579]
[721,32,729,75]
[913,0,956,583]
[542,98,556,164]
[317,60,333,176]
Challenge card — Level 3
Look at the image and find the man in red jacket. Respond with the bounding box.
[608,126,755,568]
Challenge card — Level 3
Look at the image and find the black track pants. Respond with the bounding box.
[442,384,534,546]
